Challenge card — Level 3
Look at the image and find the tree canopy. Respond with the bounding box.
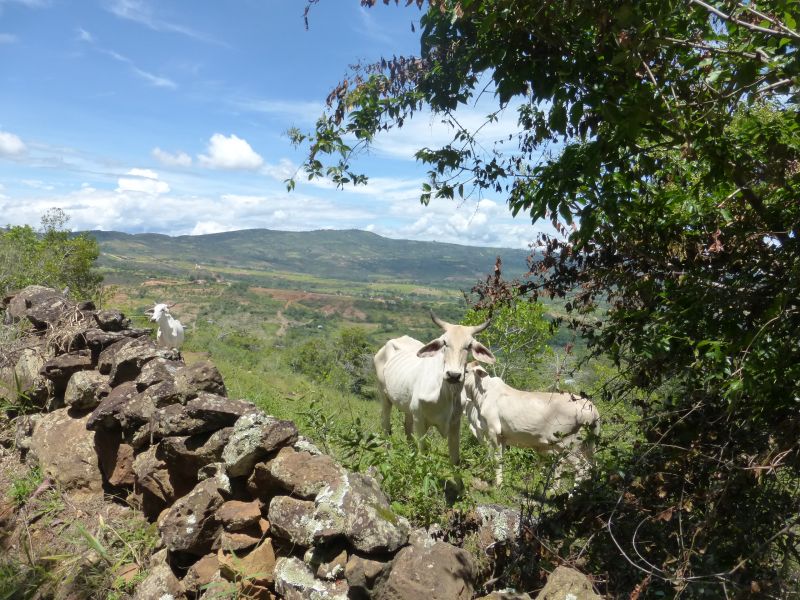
[0,208,103,301]
[295,1,800,596]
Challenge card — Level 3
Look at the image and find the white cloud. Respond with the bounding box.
[198,134,263,170]
[0,131,26,156]
[370,105,522,161]
[100,48,177,90]
[116,168,170,195]
[106,0,221,45]
[0,33,17,43]
[152,147,192,167]
[261,158,297,181]
[231,98,323,125]
[190,220,235,235]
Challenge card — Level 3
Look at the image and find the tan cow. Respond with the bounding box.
[373,312,495,465]
[462,362,600,486]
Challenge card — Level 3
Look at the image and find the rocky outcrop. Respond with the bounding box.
[0,286,497,600]
[535,566,601,600]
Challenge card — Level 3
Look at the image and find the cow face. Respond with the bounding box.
[464,361,490,398]
[417,311,496,384]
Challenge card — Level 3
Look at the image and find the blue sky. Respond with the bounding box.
[0,0,545,249]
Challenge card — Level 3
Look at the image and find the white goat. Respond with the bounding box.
[462,362,600,486]
[146,303,185,350]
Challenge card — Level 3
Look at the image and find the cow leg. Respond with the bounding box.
[447,414,461,466]
[495,442,505,487]
[380,392,392,435]
[413,417,429,454]
[403,412,413,440]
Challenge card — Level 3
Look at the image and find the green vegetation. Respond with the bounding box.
[92,227,530,289]
[293,1,799,596]
[0,208,102,300]
[8,466,43,508]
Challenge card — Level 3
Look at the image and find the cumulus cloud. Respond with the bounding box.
[198,134,263,170]
[116,168,170,195]
[261,158,297,181]
[0,130,26,157]
[152,147,192,167]
[190,221,236,235]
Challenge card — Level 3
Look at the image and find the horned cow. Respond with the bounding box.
[373,312,496,465]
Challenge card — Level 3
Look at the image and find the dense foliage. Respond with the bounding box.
[295,1,800,596]
[0,209,102,301]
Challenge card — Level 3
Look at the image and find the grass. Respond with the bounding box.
[8,466,43,507]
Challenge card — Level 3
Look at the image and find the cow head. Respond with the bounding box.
[464,361,490,399]
[417,311,495,384]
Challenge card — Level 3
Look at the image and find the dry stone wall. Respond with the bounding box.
[1,285,600,600]
[0,286,482,599]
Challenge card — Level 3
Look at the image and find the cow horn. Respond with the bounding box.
[470,319,491,334]
[430,310,450,329]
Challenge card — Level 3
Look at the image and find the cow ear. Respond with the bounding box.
[474,365,489,378]
[417,339,445,357]
[471,341,496,364]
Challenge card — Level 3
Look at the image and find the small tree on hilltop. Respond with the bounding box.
[0,208,102,300]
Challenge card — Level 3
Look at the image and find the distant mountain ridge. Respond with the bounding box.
[89,228,533,287]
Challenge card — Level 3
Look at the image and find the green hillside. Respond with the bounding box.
[90,228,532,289]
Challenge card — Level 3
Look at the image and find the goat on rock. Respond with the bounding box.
[146,303,185,350]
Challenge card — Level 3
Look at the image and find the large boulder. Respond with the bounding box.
[39,349,94,395]
[222,413,298,478]
[159,427,233,473]
[132,445,194,518]
[64,370,110,410]
[267,496,318,548]
[374,541,477,600]
[4,285,69,329]
[98,337,175,385]
[159,478,227,556]
[95,429,135,487]
[86,381,141,431]
[29,408,103,496]
[314,472,409,554]
[257,446,344,500]
[274,557,348,600]
[346,554,391,600]
[94,309,130,332]
[132,550,186,600]
[135,357,183,391]
[267,472,409,554]
[149,395,256,439]
[535,566,601,600]
[174,360,226,400]
[5,347,53,408]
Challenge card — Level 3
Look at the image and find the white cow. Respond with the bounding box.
[373,312,496,465]
[146,303,185,350]
[462,362,600,486]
